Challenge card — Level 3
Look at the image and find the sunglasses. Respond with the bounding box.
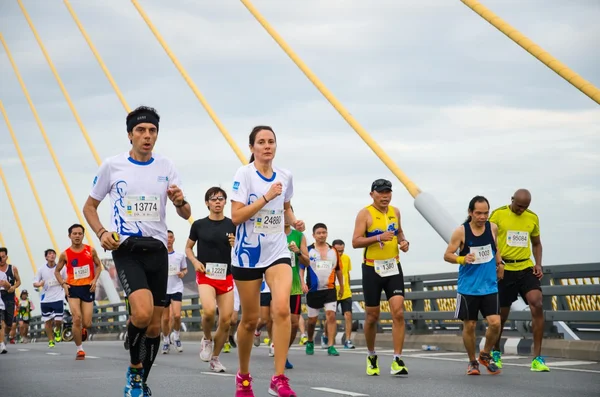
[209,196,226,202]
[372,179,392,190]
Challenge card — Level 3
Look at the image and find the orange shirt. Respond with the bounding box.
[65,245,95,286]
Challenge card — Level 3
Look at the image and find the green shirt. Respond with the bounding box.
[287,229,304,296]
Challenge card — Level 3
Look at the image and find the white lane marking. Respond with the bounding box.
[86,355,100,359]
[312,387,369,396]
[46,352,61,356]
[399,354,600,374]
[545,360,597,366]
[200,372,235,377]
[18,348,30,351]
[412,352,465,357]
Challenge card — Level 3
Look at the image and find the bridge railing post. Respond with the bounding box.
[410,279,431,335]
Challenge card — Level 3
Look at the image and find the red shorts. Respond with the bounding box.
[196,272,234,296]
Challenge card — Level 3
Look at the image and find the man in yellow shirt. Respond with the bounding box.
[489,189,549,372]
[333,239,355,349]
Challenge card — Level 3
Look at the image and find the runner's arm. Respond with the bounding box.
[490,223,503,267]
[298,235,309,266]
[443,227,466,264]
[394,207,407,243]
[10,266,21,292]
[231,199,269,226]
[55,253,67,286]
[32,269,44,288]
[91,248,104,283]
[531,235,542,268]
[351,209,378,248]
[82,196,107,237]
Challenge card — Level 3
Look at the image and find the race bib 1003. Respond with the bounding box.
[205,262,228,280]
[507,231,529,248]
[168,262,180,276]
[74,265,91,280]
[469,244,493,265]
[374,258,399,277]
[253,209,284,234]
[125,195,160,222]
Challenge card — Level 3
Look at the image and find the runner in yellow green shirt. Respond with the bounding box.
[332,239,355,349]
[489,189,549,372]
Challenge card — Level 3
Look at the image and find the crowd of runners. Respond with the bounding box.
[0,106,549,397]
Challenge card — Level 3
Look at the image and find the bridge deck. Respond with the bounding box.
[3,340,598,396]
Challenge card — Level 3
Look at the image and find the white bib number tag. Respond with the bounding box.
[168,262,180,276]
[47,278,60,287]
[374,258,399,277]
[253,209,284,234]
[507,231,529,248]
[74,265,91,280]
[206,263,228,280]
[469,244,493,265]
[125,195,160,222]
[315,260,333,271]
[290,251,296,268]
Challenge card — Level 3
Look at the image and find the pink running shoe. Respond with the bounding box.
[235,372,254,397]
[268,374,297,397]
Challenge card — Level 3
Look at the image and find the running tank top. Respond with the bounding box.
[363,205,399,266]
[0,265,15,298]
[287,229,303,296]
[64,245,95,286]
[457,221,498,296]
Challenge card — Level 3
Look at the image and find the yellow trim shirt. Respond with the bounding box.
[336,253,352,300]
[489,205,540,271]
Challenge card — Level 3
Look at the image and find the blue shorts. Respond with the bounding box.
[68,285,95,303]
[41,301,64,322]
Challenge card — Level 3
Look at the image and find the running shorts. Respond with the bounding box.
[361,262,405,307]
[196,272,234,296]
[41,300,64,322]
[455,292,500,321]
[498,267,542,307]
[112,236,169,307]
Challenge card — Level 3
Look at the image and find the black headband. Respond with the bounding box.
[127,112,159,132]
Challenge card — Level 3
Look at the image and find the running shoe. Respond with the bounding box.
[390,356,408,375]
[467,360,480,375]
[268,374,296,397]
[124,367,144,397]
[531,356,550,372]
[366,354,380,376]
[235,371,254,397]
[478,352,501,375]
[491,350,502,369]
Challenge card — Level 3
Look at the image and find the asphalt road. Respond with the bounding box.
[1,340,598,396]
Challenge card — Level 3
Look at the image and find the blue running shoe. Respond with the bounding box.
[143,384,152,397]
[124,367,144,397]
[285,358,294,369]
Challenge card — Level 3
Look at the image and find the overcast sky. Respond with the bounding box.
[0,0,598,299]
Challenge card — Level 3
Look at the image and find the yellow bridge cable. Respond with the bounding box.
[0,233,11,263]
[239,0,420,198]
[0,35,96,248]
[461,0,600,105]
[130,0,248,166]
[64,0,194,225]
[17,0,103,165]
[0,164,38,273]
[0,99,60,255]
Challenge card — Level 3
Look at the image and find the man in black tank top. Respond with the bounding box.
[0,247,22,342]
[444,196,503,376]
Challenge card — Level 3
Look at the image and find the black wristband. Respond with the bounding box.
[98,230,108,239]
[174,199,187,208]
[263,195,269,203]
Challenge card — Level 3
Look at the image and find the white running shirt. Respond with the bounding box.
[89,152,184,247]
[166,251,187,294]
[230,163,294,269]
[34,264,67,303]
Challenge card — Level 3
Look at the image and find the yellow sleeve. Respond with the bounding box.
[531,215,540,237]
[348,256,352,272]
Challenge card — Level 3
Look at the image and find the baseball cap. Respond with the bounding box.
[371,179,392,192]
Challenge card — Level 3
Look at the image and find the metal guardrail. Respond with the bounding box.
[23,262,600,340]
